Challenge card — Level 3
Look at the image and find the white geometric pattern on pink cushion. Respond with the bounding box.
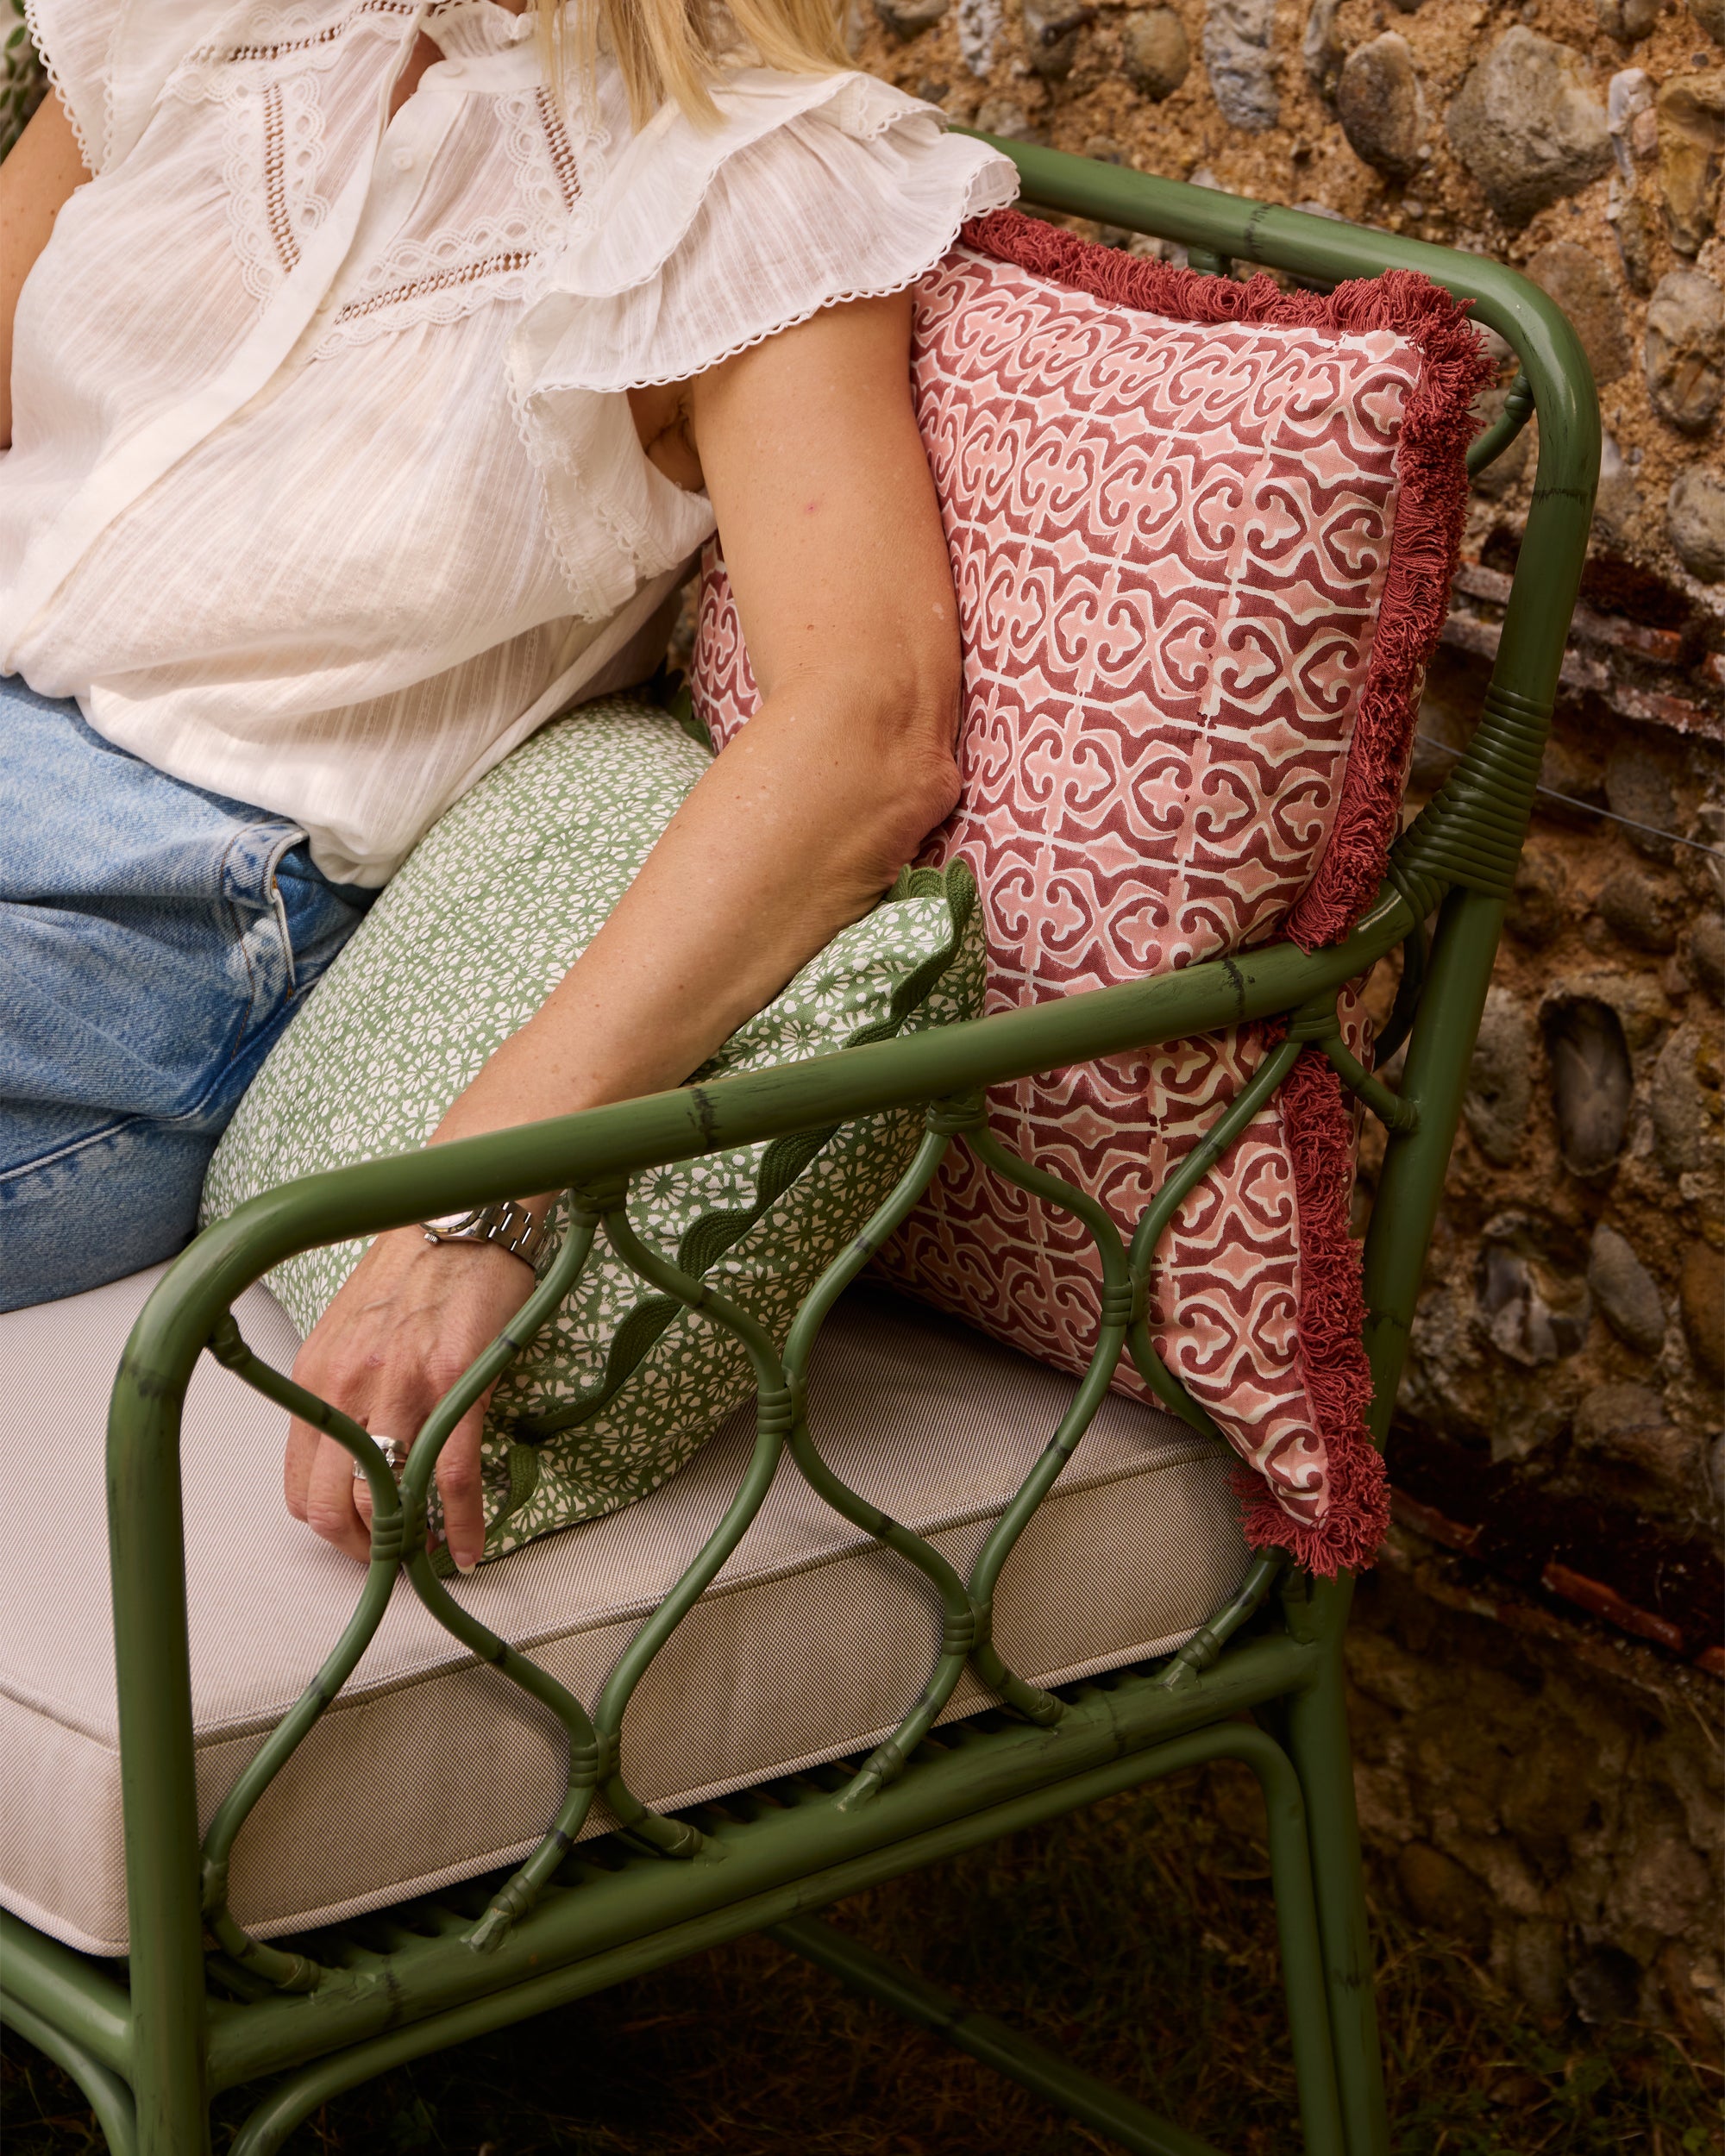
[688,232,1471,1566]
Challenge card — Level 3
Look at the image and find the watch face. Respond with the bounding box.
[425,1208,486,1235]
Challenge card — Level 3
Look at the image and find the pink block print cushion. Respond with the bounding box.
[691,210,1490,1573]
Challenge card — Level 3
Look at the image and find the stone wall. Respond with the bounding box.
[846,0,1723,2039]
[850,0,1724,592]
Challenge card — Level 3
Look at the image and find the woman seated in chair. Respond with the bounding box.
[1,0,1015,1564]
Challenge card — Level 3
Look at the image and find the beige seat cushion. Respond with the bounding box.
[0,1268,1248,1956]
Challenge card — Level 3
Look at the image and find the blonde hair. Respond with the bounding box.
[536,0,847,128]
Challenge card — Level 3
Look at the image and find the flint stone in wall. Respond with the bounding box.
[1121,8,1190,99]
[875,0,950,34]
[1338,34,1427,179]
[1690,0,1725,44]
[1645,271,1725,431]
[1397,1844,1490,1953]
[1657,72,1725,254]
[1024,0,1088,78]
[1204,0,1280,132]
[1690,912,1725,1002]
[1302,0,1344,103]
[1446,30,1613,225]
[1608,189,1653,296]
[1587,1224,1667,1351]
[1609,67,1655,177]
[1508,849,1567,947]
[973,95,1043,140]
[1469,383,1533,498]
[1607,1835,1714,1943]
[1477,1214,1592,1366]
[1596,864,1679,953]
[1652,1024,1712,1179]
[1465,987,1536,1164]
[1542,967,1667,1050]
[1592,455,1646,550]
[1594,0,1659,40]
[1542,995,1634,1176]
[1526,241,1631,385]
[959,0,1002,78]
[1575,1384,1695,1489]
[1680,1242,1724,1379]
[1605,740,1677,862]
[1667,468,1725,585]
[1539,736,1606,827]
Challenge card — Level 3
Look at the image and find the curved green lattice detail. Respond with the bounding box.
[957,1125,1136,1710]
[197,1324,406,1995]
[583,1198,797,1863]
[1123,1036,1304,1431]
[1466,369,1533,479]
[774,1106,1043,1809]
[199,1213,611,1974]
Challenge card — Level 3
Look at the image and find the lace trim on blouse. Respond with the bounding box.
[316,78,593,348]
[22,0,110,170]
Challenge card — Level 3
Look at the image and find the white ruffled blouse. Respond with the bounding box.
[3,1,1015,882]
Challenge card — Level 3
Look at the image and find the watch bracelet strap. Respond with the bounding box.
[422,1197,551,1274]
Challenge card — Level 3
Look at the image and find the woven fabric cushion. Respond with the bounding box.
[204,697,981,1564]
[693,213,1490,1572]
[0,1266,1247,1953]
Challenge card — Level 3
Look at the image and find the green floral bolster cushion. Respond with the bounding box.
[202,696,983,1566]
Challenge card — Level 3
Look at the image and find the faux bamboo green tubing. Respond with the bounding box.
[56,147,1596,2156]
[185,1634,1320,2092]
[1283,1575,1388,2156]
[199,1700,1331,2146]
[0,1915,133,2075]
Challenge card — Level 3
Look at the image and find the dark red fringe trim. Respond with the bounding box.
[1228,1045,1389,1576]
[957,208,1461,1572]
[958,208,1494,952]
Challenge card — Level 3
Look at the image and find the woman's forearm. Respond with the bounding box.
[285,288,963,1572]
[1,91,90,450]
[432,661,961,1186]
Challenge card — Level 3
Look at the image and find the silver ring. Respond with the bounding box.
[354,1434,406,1480]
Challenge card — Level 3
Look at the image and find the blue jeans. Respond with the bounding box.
[0,680,374,1311]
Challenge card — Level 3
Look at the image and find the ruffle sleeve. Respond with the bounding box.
[25,0,236,172]
[505,67,1017,621]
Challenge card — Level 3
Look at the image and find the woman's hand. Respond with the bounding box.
[285,1231,536,1571]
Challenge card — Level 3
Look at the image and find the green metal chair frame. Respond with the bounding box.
[0,142,1597,2156]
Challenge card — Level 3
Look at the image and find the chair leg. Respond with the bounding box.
[775,1717,1347,2156]
[127,1948,212,2156]
[1283,1589,1391,2156]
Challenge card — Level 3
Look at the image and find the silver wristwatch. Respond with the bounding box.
[421,1198,552,1275]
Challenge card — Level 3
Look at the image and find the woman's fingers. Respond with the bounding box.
[304,1427,375,1561]
[435,1395,494,1574]
[281,1227,535,1567]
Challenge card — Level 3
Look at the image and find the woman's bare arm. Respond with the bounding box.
[286,290,963,1569]
[1,90,90,450]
